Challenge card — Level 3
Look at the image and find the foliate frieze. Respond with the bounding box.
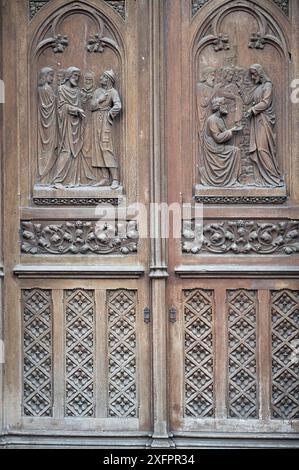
[21,220,139,255]
[182,220,299,255]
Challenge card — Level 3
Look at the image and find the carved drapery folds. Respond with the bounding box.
[21,220,139,255]
[193,1,289,203]
[31,2,125,203]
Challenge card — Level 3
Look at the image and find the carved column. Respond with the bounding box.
[148,0,172,448]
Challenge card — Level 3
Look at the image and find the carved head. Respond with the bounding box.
[224,67,235,83]
[200,67,216,86]
[100,69,116,89]
[249,64,269,85]
[64,66,81,87]
[83,71,95,91]
[38,67,54,86]
[211,96,227,115]
[56,69,66,86]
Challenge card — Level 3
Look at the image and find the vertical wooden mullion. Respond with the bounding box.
[95,289,108,418]
[214,286,228,419]
[258,289,271,422]
[52,289,64,419]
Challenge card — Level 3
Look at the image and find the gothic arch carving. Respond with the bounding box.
[190,0,291,201]
[28,0,128,198]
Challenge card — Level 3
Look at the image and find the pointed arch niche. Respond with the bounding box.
[24,0,138,205]
[187,0,291,203]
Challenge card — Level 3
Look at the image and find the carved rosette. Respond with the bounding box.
[182,220,299,255]
[21,220,139,255]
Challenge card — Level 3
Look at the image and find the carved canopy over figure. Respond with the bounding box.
[37,67,57,182]
[245,64,282,187]
[53,66,95,186]
[200,97,242,186]
[90,70,122,189]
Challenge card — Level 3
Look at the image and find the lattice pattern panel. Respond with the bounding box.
[65,289,95,417]
[23,289,53,417]
[271,290,299,419]
[227,290,258,419]
[107,290,137,417]
[184,289,214,418]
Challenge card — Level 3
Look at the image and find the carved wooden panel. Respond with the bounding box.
[22,289,53,417]
[65,289,95,417]
[182,219,299,255]
[29,0,128,205]
[107,289,137,418]
[21,220,139,255]
[191,0,290,203]
[184,289,214,418]
[271,290,299,419]
[227,290,258,418]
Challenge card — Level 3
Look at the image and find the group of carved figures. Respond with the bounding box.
[38,66,121,189]
[197,64,284,187]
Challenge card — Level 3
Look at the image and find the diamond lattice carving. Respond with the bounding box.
[184,289,214,418]
[23,289,53,416]
[271,290,299,419]
[108,290,137,417]
[227,290,258,419]
[65,290,95,417]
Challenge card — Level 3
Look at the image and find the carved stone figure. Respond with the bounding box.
[37,67,57,182]
[90,70,122,189]
[55,68,66,90]
[244,64,282,187]
[200,97,242,186]
[53,66,95,187]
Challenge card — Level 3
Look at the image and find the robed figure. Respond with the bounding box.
[90,70,122,189]
[37,67,57,182]
[53,66,95,186]
[200,97,242,186]
[245,64,282,187]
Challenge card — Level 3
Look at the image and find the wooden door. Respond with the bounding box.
[166,0,299,448]
[0,0,299,449]
[1,0,153,448]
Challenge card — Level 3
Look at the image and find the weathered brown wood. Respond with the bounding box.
[1,0,299,448]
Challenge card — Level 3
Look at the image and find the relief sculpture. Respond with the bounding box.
[90,70,122,189]
[37,67,57,183]
[37,66,122,190]
[197,64,283,189]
